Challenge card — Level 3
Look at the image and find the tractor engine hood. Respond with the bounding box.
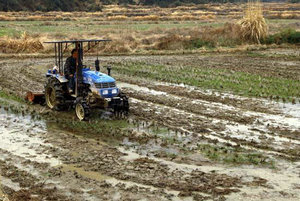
[82,69,115,84]
[82,68,119,99]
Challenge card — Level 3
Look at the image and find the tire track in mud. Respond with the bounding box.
[125,89,256,124]
[0,57,300,200]
[117,146,300,201]
[0,59,48,97]
[0,151,68,201]
[0,108,244,200]
[1,57,299,161]
[129,97,299,160]
[115,75,282,115]
[118,82,300,160]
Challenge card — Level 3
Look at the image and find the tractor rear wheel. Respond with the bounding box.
[75,101,90,121]
[45,78,68,111]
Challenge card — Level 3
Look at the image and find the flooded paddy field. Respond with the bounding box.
[0,51,299,200]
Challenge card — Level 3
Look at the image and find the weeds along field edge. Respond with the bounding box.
[0,2,299,54]
[0,25,299,54]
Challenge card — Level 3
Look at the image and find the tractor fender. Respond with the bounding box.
[46,73,68,83]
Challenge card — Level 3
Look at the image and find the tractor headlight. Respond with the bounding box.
[112,89,118,94]
[102,90,108,95]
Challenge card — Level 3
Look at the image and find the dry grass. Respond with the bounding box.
[153,34,187,50]
[133,15,160,21]
[0,15,16,21]
[202,23,242,44]
[271,12,300,19]
[0,2,297,54]
[0,32,44,53]
[0,3,298,22]
[107,15,128,21]
[0,23,252,54]
[238,0,268,43]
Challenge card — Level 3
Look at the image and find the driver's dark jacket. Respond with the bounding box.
[64,56,76,77]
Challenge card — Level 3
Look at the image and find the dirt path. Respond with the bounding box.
[0,54,299,200]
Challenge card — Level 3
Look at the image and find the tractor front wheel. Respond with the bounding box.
[75,101,90,121]
[45,86,56,109]
[120,92,129,114]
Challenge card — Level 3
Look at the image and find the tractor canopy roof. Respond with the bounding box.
[45,39,111,75]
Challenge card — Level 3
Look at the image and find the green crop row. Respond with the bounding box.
[197,144,275,167]
[113,62,300,102]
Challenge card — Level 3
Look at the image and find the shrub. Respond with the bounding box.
[187,39,216,49]
[263,29,300,44]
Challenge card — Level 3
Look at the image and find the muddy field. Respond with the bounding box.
[0,50,299,200]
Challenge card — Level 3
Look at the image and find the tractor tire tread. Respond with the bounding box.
[45,77,68,111]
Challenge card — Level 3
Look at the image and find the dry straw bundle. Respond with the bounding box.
[238,0,268,43]
[0,32,43,53]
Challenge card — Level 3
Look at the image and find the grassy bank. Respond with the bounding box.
[0,14,299,54]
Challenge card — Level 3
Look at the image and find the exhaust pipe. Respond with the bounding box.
[95,59,100,71]
[107,66,112,76]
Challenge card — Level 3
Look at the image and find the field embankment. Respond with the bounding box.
[0,3,299,55]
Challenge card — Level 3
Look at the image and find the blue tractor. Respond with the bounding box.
[39,39,129,120]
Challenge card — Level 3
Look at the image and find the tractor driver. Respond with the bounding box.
[64,49,77,93]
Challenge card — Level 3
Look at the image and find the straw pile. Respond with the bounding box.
[0,32,44,53]
[238,0,268,43]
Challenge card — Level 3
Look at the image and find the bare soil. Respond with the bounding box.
[0,51,299,200]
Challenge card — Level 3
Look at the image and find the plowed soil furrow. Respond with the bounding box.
[116,75,281,115]
[0,109,244,200]
[0,53,300,200]
[88,54,300,80]
[129,97,299,160]
[124,88,256,124]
